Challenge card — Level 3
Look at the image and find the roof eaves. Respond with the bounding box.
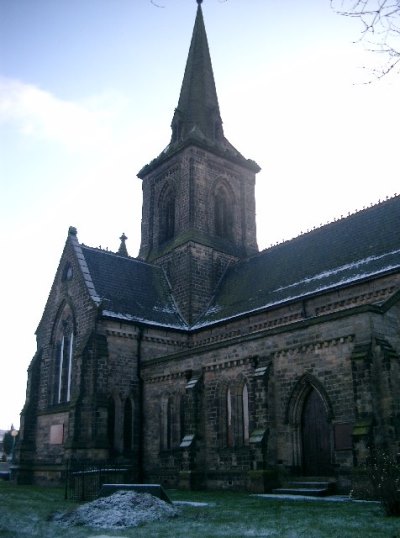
[101,309,188,331]
[192,260,400,330]
[138,137,260,179]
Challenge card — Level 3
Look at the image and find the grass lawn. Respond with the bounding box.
[0,481,399,537]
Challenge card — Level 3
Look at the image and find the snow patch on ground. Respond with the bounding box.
[254,494,378,503]
[254,494,350,502]
[52,490,178,529]
[173,500,214,507]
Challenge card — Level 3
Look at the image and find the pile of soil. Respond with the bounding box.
[53,490,178,529]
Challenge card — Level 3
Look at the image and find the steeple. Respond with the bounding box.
[170,1,224,147]
[137,1,260,324]
[138,1,259,178]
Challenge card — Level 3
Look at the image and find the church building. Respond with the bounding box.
[17,1,400,494]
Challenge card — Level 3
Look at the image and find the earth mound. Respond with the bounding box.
[53,490,178,529]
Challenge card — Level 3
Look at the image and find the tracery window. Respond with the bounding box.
[52,306,74,405]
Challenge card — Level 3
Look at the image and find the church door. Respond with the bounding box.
[301,388,332,475]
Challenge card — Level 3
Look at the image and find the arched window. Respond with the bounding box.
[160,394,183,450]
[180,394,186,441]
[226,387,234,447]
[220,382,250,448]
[52,306,74,405]
[107,397,116,452]
[123,398,133,452]
[214,185,232,239]
[160,396,169,450]
[242,384,250,445]
[159,189,176,244]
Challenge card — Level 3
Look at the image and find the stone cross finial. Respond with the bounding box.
[118,233,129,257]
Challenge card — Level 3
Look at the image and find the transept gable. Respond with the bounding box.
[35,226,99,339]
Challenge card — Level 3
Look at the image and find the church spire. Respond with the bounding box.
[138,1,260,178]
[170,0,224,146]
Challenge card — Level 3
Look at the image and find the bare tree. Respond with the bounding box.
[331,1,400,78]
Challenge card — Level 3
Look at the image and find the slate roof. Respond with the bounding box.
[80,245,187,329]
[77,196,400,331]
[194,195,400,327]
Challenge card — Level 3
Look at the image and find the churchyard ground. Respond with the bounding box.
[0,481,399,537]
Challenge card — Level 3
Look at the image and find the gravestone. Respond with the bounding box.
[98,483,172,503]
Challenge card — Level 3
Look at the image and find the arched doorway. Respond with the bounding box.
[301,388,332,475]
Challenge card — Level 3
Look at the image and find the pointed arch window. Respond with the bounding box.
[123,398,133,452]
[160,396,171,450]
[242,384,250,445]
[107,396,116,452]
[214,185,232,239]
[53,306,74,405]
[226,387,234,447]
[220,382,250,448]
[160,394,183,450]
[159,187,176,245]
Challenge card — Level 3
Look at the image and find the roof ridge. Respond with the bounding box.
[80,243,166,270]
[259,192,400,255]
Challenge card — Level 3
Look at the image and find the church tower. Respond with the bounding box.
[138,1,260,324]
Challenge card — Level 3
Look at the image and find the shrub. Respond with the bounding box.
[367,448,400,516]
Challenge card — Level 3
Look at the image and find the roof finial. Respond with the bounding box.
[197,0,203,4]
[118,233,129,257]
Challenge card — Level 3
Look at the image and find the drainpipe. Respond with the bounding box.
[136,325,144,483]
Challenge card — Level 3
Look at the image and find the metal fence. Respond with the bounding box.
[64,459,135,501]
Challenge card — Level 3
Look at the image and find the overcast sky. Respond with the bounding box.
[0,0,399,430]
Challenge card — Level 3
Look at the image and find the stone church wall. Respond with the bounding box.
[141,291,400,492]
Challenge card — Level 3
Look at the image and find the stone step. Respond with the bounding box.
[272,479,336,497]
[288,481,332,489]
[272,487,330,497]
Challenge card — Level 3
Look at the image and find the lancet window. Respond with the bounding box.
[221,381,250,447]
[160,394,183,450]
[159,187,176,244]
[123,398,134,452]
[214,184,233,239]
[52,305,74,405]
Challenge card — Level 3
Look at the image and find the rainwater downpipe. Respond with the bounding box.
[136,325,144,483]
